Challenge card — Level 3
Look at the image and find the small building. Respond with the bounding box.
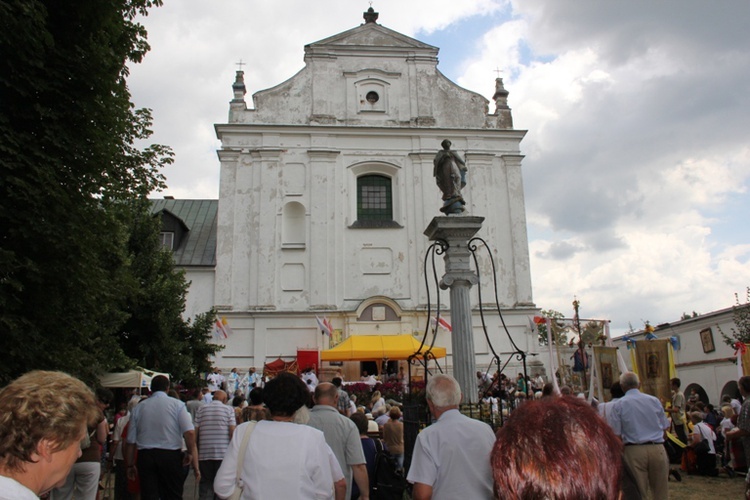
[613,304,749,405]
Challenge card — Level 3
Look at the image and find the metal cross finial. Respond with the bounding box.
[236,59,246,71]
[369,1,373,7]
[494,67,503,78]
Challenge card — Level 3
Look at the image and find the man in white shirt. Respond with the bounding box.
[407,374,495,500]
[206,368,225,394]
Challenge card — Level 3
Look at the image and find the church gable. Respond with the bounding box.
[229,7,509,129]
[306,22,438,54]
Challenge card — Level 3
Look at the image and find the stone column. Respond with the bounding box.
[424,216,484,403]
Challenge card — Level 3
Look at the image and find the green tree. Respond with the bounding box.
[579,320,605,345]
[537,309,570,345]
[0,0,171,385]
[720,288,750,346]
[115,201,219,387]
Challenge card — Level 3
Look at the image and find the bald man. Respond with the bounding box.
[307,383,369,500]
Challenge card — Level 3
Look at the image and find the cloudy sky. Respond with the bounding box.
[128,0,750,337]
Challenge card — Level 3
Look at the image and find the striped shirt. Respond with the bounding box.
[195,401,235,460]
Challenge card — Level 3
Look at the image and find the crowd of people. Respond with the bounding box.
[2,367,750,499]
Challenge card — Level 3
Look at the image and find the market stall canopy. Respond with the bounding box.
[99,368,170,388]
[321,334,446,362]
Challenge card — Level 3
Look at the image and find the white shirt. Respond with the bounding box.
[721,418,735,437]
[693,422,717,454]
[214,420,343,500]
[407,409,495,500]
[0,475,38,500]
[301,372,319,392]
[112,414,130,460]
[207,373,225,392]
[371,397,386,415]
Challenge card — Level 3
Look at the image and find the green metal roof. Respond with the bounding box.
[150,199,217,267]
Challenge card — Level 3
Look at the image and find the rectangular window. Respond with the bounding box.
[160,232,174,250]
[357,175,392,221]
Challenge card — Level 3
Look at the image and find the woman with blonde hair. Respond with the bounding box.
[0,371,98,499]
[370,390,386,415]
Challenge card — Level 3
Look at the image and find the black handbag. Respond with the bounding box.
[693,425,710,454]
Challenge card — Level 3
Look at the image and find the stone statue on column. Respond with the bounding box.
[433,139,467,214]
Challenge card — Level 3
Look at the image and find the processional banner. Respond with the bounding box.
[593,346,622,402]
[633,339,671,403]
[741,345,750,377]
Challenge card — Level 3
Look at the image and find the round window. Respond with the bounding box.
[366,91,379,104]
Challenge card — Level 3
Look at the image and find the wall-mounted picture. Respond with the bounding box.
[700,328,715,353]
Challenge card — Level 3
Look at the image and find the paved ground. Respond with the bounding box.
[101,466,746,499]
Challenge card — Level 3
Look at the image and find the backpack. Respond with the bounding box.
[372,439,408,500]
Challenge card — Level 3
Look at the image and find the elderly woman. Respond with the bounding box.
[214,372,345,499]
[0,371,98,500]
[492,396,623,499]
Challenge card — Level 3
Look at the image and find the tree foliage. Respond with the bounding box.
[720,288,750,346]
[0,0,215,386]
[536,309,569,346]
[115,201,220,387]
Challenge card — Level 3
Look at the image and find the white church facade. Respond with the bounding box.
[155,8,541,380]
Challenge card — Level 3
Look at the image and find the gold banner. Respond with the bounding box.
[634,339,671,405]
[593,346,622,402]
[330,329,343,348]
[743,348,750,377]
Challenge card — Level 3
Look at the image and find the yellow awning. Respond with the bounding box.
[321,334,446,361]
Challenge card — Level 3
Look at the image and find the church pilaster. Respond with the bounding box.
[501,154,533,306]
[308,149,341,309]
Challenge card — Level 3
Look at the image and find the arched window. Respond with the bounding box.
[357,175,392,222]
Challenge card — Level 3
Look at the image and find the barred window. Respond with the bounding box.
[357,175,392,221]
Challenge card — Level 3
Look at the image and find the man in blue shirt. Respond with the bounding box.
[610,371,670,499]
[125,375,199,500]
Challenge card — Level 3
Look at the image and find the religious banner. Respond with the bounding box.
[741,344,750,377]
[593,346,622,402]
[330,329,343,348]
[634,339,671,403]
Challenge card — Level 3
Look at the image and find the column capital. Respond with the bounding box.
[440,273,479,290]
[424,216,485,242]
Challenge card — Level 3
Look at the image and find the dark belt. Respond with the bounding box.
[625,441,664,446]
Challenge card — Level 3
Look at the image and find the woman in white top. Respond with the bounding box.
[689,411,718,476]
[370,390,386,415]
[214,372,345,499]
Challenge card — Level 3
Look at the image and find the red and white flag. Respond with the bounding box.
[430,315,452,333]
[214,319,228,339]
[316,316,332,336]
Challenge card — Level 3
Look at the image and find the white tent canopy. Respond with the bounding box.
[99,368,170,388]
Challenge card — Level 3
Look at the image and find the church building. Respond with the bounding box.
[156,8,540,380]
